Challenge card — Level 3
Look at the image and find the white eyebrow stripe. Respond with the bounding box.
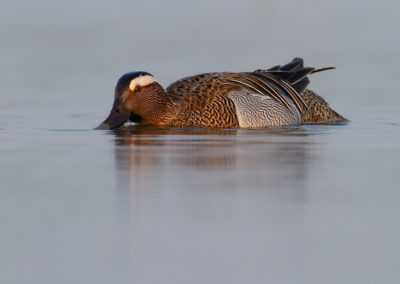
[129,75,156,91]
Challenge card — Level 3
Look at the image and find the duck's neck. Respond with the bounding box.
[138,84,177,125]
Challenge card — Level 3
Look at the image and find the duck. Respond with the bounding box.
[97,58,346,129]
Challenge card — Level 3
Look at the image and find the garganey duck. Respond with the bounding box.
[97,58,346,129]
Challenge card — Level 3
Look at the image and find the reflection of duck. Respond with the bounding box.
[98,58,346,130]
[111,126,312,171]
[111,127,311,196]
[112,128,239,171]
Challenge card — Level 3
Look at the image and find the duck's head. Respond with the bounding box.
[97,71,166,129]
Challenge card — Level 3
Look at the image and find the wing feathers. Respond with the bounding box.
[223,75,293,112]
[292,78,310,95]
[166,58,334,116]
[254,73,307,112]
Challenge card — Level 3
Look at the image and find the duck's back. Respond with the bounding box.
[166,72,239,128]
[165,58,342,128]
[167,77,301,128]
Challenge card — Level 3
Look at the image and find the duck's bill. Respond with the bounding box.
[95,107,131,130]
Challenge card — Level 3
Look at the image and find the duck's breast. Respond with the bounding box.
[228,91,301,127]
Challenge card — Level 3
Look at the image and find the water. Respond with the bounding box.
[1,0,400,283]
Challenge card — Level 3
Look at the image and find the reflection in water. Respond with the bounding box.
[107,125,318,281]
[110,125,317,196]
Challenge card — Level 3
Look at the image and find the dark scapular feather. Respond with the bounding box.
[254,58,334,107]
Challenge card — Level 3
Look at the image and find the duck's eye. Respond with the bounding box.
[134,86,142,92]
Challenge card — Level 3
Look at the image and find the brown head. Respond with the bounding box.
[97,72,175,129]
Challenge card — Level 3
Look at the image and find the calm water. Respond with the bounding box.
[1,0,400,283]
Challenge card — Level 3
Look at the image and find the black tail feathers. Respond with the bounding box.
[255,58,334,94]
